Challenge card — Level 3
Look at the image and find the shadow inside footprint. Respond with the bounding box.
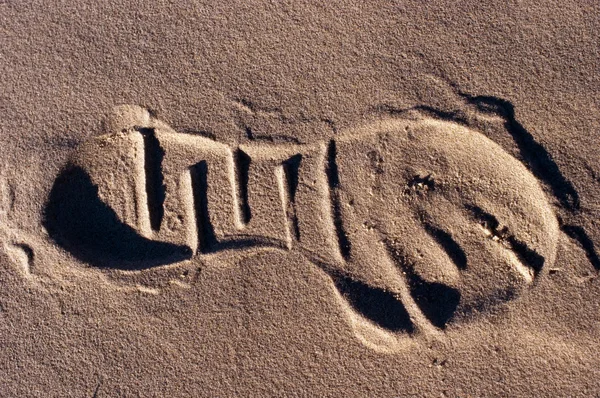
[44,166,191,270]
[383,240,461,329]
[333,276,414,333]
[407,273,461,329]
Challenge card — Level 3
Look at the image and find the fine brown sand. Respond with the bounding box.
[1,1,599,396]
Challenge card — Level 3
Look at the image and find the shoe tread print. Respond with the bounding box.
[44,104,559,352]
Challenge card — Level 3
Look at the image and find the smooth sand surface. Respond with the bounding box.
[1,1,599,396]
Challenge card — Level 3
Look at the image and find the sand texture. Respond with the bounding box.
[1,1,599,396]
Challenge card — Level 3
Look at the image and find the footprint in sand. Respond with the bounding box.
[43,105,559,351]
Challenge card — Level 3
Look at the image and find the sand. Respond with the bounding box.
[1,1,599,396]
